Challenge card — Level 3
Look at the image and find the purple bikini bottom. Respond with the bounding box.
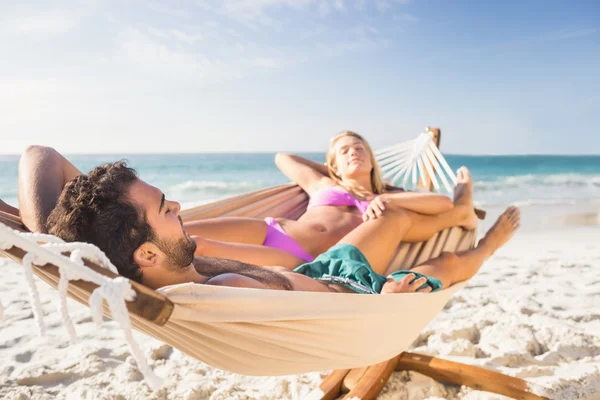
[263,217,315,262]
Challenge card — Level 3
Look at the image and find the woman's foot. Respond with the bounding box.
[427,127,441,147]
[453,166,478,230]
[478,206,520,256]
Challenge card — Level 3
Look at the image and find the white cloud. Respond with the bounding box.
[147,27,204,44]
[393,13,419,23]
[545,28,597,41]
[355,0,367,10]
[113,28,238,83]
[375,0,391,12]
[318,2,331,17]
[333,0,345,11]
[111,27,297,84]
[146,1,192,19]
[246,57,286,68]
[201,0,366,24]
[6,10,80,37]
[376,0,411,12]
[124,1,393,82]
[218,0,315,20]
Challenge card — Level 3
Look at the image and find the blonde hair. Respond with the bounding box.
[326,131,386,197]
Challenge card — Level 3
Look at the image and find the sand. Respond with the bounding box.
[1,222,599,399]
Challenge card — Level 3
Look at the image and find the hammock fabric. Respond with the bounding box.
[0,204,547,400]
[0,187,474,375]
[0,129,549,399]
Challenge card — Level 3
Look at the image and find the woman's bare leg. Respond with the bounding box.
[18,146,82,232]
[193,236,305,269]
[398,166,478,243]
[186,167,477,248]
[337,208,415,274]
[184,217,269,245]
[337,199,519,277]
[402,207,520,288]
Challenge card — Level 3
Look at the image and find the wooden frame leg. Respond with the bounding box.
[306,352,549,400]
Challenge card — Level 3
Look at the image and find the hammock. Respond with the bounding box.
[0,129,548,400]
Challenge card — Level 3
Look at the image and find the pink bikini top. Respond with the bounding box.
[307,186,371,214]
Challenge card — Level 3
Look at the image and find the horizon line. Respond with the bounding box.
[1,151,600,157]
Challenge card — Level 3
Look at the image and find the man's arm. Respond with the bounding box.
[193,256,293,290]
[0,199,19,216]
[18,146,83,232]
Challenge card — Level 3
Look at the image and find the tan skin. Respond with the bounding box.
[15,142,477,271]
[14,145,520,293]
[15,141,477,270]
[0,199,19,216]
[127,178,520,293]
[184,135,478,268]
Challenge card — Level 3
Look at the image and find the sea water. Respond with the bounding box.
[1,153,599,214]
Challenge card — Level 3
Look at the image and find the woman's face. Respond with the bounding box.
[332,135,373,180]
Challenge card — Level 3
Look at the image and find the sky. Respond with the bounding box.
[1,0,598,155]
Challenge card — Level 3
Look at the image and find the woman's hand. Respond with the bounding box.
[362,194,389,222]
[381,274,433,294]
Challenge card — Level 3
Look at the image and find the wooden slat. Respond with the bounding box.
[1,243,174,326]
[343,356,401,400]
[303,369,350,400]
[180,184,297,220]
[258,192,308,219]
[341,366,369,393]
[475,208,487,220]
[396,352,549,400]
[221,187,305,218]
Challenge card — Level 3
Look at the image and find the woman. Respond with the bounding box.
[183,131,477,268]
[16,132,476,270]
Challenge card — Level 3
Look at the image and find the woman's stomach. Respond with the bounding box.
[277,207,363,256]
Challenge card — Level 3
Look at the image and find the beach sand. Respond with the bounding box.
[1,208,599,400]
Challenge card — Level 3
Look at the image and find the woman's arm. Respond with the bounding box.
[381,191,453,215]
[275,152,334,194]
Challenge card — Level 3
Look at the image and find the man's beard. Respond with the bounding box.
[154,234,197,272]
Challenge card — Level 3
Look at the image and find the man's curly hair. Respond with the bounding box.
[46,161,152,283]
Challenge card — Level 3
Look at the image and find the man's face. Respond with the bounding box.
[127,179,196,271]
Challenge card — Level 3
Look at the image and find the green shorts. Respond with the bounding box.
[293,244,442,294]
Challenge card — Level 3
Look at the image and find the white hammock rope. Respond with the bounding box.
[376,129,458,193]
[0,223,162,390]
[0,128,457,389]
[22,252,47,336]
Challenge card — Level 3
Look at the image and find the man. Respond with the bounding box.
[17,145,520,293]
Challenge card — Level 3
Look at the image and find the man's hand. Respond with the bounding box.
[362,195,388,222]
[381,273,433,294]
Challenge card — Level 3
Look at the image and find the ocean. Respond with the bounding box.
[1,153,600,215]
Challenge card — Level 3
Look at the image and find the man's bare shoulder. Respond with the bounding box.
[205,273,271,289]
